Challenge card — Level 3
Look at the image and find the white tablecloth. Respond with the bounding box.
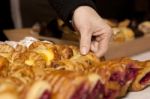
[131,51,150,61]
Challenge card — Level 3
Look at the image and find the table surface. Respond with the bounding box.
[123,51,150,99]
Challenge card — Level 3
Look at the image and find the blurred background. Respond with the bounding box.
[0,0,149,40]
[0,0,150,59]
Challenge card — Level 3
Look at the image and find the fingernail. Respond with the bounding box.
[81,47,88,55]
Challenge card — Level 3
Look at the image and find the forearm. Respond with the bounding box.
[48,0,96,23]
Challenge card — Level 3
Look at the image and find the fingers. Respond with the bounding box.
[80,30,92,55]
[96,37,109,57]
[80,27,112,57]
[91,41,99,53]
[94,29,112,57]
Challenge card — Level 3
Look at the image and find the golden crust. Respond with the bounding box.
[112,27,135,42]
[131,61,150,91]
[43,70,101,99]
[0,78,20,99]
[21,80,51,99]
[55,44,74,59]
[0,39,150,99]
[0,56,9,77]
[24,51,46,68]
[28,41,60,66]
[15,44,27,53]
[9,66,35,84]
[0,44,14,60]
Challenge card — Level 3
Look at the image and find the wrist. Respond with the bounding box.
[73,6,103,23]
[73,6,96,18]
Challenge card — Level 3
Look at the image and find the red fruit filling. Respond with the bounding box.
[126,67,139,81]
[40,90,51,99]
[109,72,126,86]
[125,64,139,81]
[104,89,118,99]
[71,84,89,99]
[87,81,104,99]
[140,72,150,84]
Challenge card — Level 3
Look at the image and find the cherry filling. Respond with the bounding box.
[104,89,118,99]
[87,81,104,99]
[40,90,51,99]
[126,67,139,81]
[109,72,126,86]
[140,72,150,84]
[71,84,89,99]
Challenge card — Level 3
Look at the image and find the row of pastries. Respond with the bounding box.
[55,18,150,43]
[105,19,150,43]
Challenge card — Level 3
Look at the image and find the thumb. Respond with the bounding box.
[80,30,92,55]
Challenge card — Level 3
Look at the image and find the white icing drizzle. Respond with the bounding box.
[1,37,54,48]
[5,41,18,48]
[19,37,38,47]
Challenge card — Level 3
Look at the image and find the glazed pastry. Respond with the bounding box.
[24,51,46,68]
[52,57,100,72]
[0,38,150,99]
[28,41,60,66]
[103,58,140,98]
[52,46,101,71]
[112,27,135,42]
[43,70,103,99]
[131,60,150,91]
[0,78,20,99]
[9,66,35,84]
[86,73,104,99]
[54,44,74,59]
[138,21,150,34]
[52,59,87,71]
[52,57,141,99]
[0,44,14,60]
[23,80,51,99]
[0,56,9,77]
[15,44,27,53]
[0,91,19,99]
[31,67,47,80]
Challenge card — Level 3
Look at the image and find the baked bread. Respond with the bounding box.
[112,27,135,42]
[138,21,150,34]
[0,56,9,77]
[131,60,150,91]
[0,38,150,99]
[28,41,60,66]
[0,78,20,99]
[43,70,103,99]
[0,44,14,60]
[22,80,51,99]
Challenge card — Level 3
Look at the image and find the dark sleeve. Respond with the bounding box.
[48,0,96,23]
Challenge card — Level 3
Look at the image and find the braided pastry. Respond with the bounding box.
[0,37,150,99]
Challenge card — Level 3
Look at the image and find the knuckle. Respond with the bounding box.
[104,26,113,37]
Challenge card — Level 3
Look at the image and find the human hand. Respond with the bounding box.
[72,6,112,57]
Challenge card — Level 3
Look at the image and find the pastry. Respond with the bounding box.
[28,41,60,66]
[43,70,103,99]
[0,56,9,77]
[0,38,150,99]
[131,60,150,91]
[112,27,135,42]
[23,81,51,99]
[138,21,150,34]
